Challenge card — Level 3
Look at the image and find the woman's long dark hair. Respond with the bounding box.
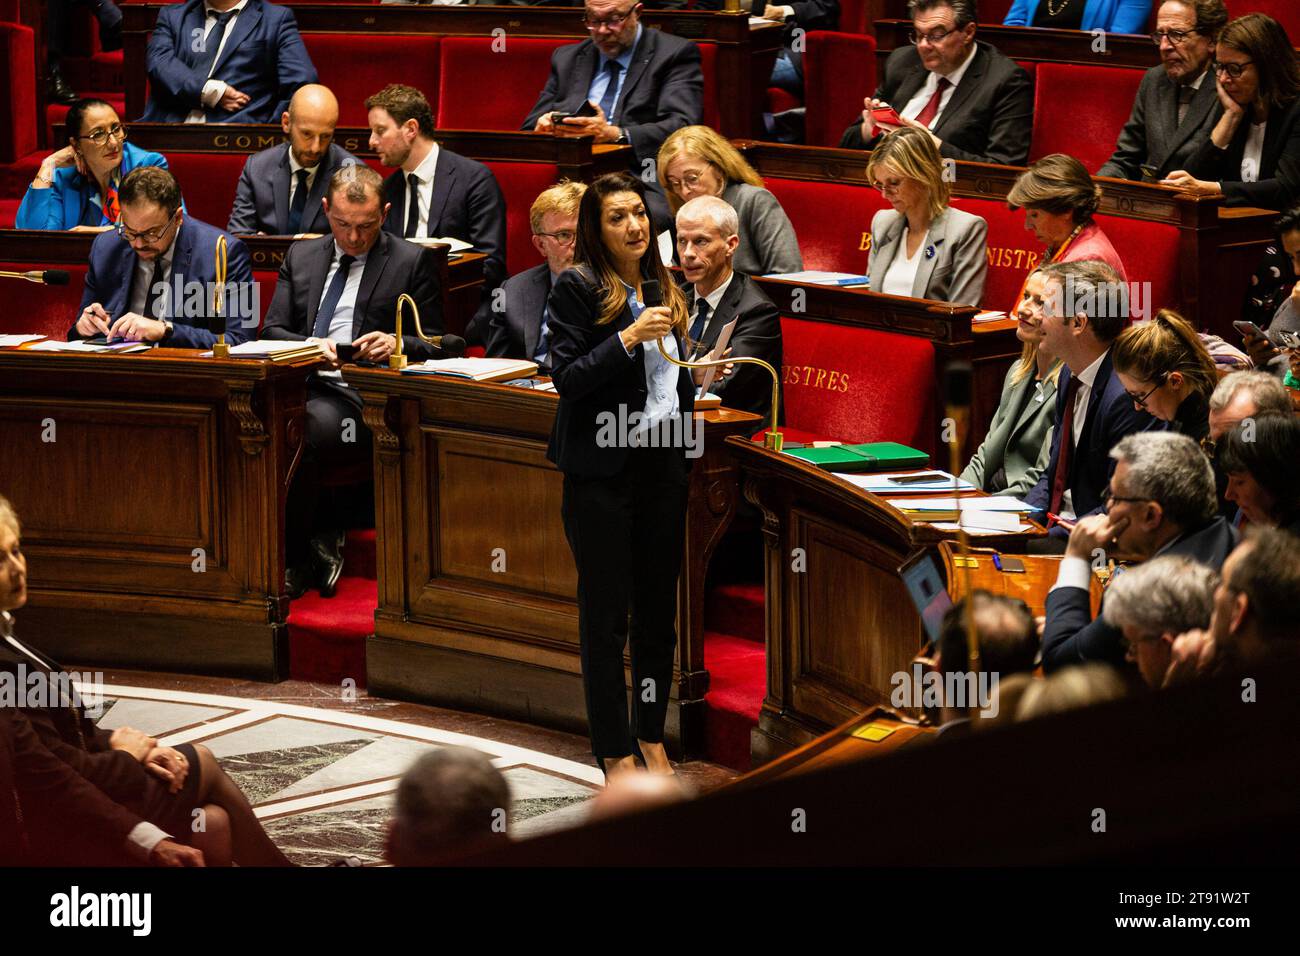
[1218,14,1300,113]
[1218,412,1300,524]
[573,172,688,331]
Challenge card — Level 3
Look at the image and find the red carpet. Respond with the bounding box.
[287,531,377,687]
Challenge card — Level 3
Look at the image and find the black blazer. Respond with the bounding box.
[1184,95,1300,210]
[839,41,1034,166]
[227,141,360,236]
[546,266,695,478]
[1097,66,1222,181]
[380,147,507,296]
[260,231,444,357]
[1041,516,1238,673]
[485,262,552,364]
[685,272,783,421]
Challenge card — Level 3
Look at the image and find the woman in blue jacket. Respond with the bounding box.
[1004,0,1151,33]
[16,99,169,231]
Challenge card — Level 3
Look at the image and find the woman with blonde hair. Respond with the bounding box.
[866,126,988,306]
[656,125,802,275]
[1112,308,1219,442]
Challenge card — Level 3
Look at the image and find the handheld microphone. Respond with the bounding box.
[0,269,70,286]
[641,279,661,308]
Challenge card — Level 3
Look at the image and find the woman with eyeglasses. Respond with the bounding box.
[1004,0,1151,34]
[1111,308,1219,442]
[15,99,170,231]
[1164,13,1300,210]
[656,126,802,276]
[1217,412,1300,535]
[866,126,988,305]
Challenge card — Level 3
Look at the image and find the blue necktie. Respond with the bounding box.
[688,298,710,351]
[597,60,623,122]
[194,9,236,82]
[313,254,356,339]
[286,169,309,234]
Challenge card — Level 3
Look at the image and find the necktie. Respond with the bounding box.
[313,254,356,339]
[1048,376,1083,517]
[1177,84,1196,126]
[597,60,623,122]
[688,298,710,352]
[286,168,310,234]
[913,77,951,129]
[144,258,166,321]
[194,9,237,81]
[533,304,551,366]
[405,173,421,238]
[101,173,120,226]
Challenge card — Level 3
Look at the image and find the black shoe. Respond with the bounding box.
[285,561,314,601]
[47,68,77,106]
[309,530,345,598]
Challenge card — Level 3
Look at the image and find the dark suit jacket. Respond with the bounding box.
[1041,516,1238,673]
[141,0,317,123]
[380,148,507,300]
[1185,95,1300,210]
[227,141,360,236]
[1024,349,1163,533]
[521,27,702,197]
[1098,66,1221,181]
[260,231,444,359]
[839,41,1034,166]
[71,216,254,349]
[485,262,552,365]
[686,272,782,421]
[546,266,696,478]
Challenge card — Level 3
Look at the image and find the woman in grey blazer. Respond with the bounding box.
[657,126,803,276]
[866,127,988,307]
[962,268,1063,498]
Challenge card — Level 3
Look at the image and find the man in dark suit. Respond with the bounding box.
[70,166,254,349]
[675,195,782,420]
[1024,259,1163,545]
[839,0,1033,166]
[522,0,703,226]
[261,163,445,597]
[366,83,506,339]
[1098,0,1227,182]
[485,181,586,372]
[1042,431,1236,673]
[140,0,317,124]
[227,84,359,236]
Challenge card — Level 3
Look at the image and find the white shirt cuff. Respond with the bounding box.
[780,5,795,18]
[126,822,171,862]
[201,79,227,108]
[1051,555,1093,593]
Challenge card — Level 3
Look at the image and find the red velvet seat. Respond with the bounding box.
[436,37,567,131]
[697,42,721,133]
[301,34,442,127]
[480,160,562,275]
[777,315,937,454]
[0,197,18,227]
[803,31,876,148]
[1031,63,1144,171]
[762,177,889,273]
[1226,1,1300,41]
[838,0,871,34]
[0,262,85,340]
[0,21,36,165]
[1093,212,1180,320]
[164,152,251,230]
[948,195,1047,313]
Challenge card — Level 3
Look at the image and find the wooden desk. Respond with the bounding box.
[340,366,761,758]
[938,541,1102,618]
[120,6,783,138]
[0,347,315,679]
[727,437,1042,764]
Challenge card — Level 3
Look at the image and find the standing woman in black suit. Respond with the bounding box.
[547,171,695,781]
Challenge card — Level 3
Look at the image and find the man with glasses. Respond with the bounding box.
[1042,431,1236,673]
[485,181,586,373]
[1099,1,1228,183]
[839,0,1033,166]
[522,0,703,228]
[70,166,253,349]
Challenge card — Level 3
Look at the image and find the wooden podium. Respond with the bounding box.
[342,366,760,758]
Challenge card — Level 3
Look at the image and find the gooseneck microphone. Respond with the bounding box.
[430,334,466,358]
[0,269,70,286]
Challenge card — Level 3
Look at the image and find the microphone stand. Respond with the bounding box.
[656,335,784,450]
[390,292,442,369]
[211,235,230,358]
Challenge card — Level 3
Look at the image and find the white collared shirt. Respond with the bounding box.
[402,142,441,238]
[185,0,250,124]
[287,149,321,209]
[690,271,733,355]
[1242,121,1266,183]
[127,224,182,319]
[1058,347,1109,520]
[900,42,979,125]
[315,242,368,380]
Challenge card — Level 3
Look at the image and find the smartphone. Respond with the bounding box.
[871,105,904,128]
[552,100,599,124]
[1139,164,1159,182]
[335,342,356,364]
[887,472,950,485]
[1233,320,1264,339]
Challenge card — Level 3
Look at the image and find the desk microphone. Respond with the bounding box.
[430,333,466,357]
[0,269,70,286]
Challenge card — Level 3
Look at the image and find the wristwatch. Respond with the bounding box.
[615,127,629,145]
[160,319,174,343]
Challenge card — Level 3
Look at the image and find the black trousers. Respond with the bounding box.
[285,377,372,564]
[561,445,688,760]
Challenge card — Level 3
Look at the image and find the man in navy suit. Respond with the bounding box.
[227,84,359,236]
[141,0,317,124]
[70,167,254,349]
[1042,431,1236,673]
[522,0,703,227]
[366,83,506,339]
[484,181,586,372]
[1025,259,1162,548]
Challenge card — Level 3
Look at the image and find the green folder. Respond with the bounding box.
[784,442,930,473]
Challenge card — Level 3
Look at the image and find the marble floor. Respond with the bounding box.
[81,669,737,866]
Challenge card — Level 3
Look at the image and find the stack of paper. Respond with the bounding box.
[402,357,539,382]
[202,340,323,362]
[836,470,975,493]
[974,311,1009,323]
[887,496,1034,532]
[408,237,473,254]
[0,334,45,347]
[27,339,149,353]
[763,271,871,287]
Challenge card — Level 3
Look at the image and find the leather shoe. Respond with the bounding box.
[284,561,314,601]
[309,530,345,598]
[47,69,77,106]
